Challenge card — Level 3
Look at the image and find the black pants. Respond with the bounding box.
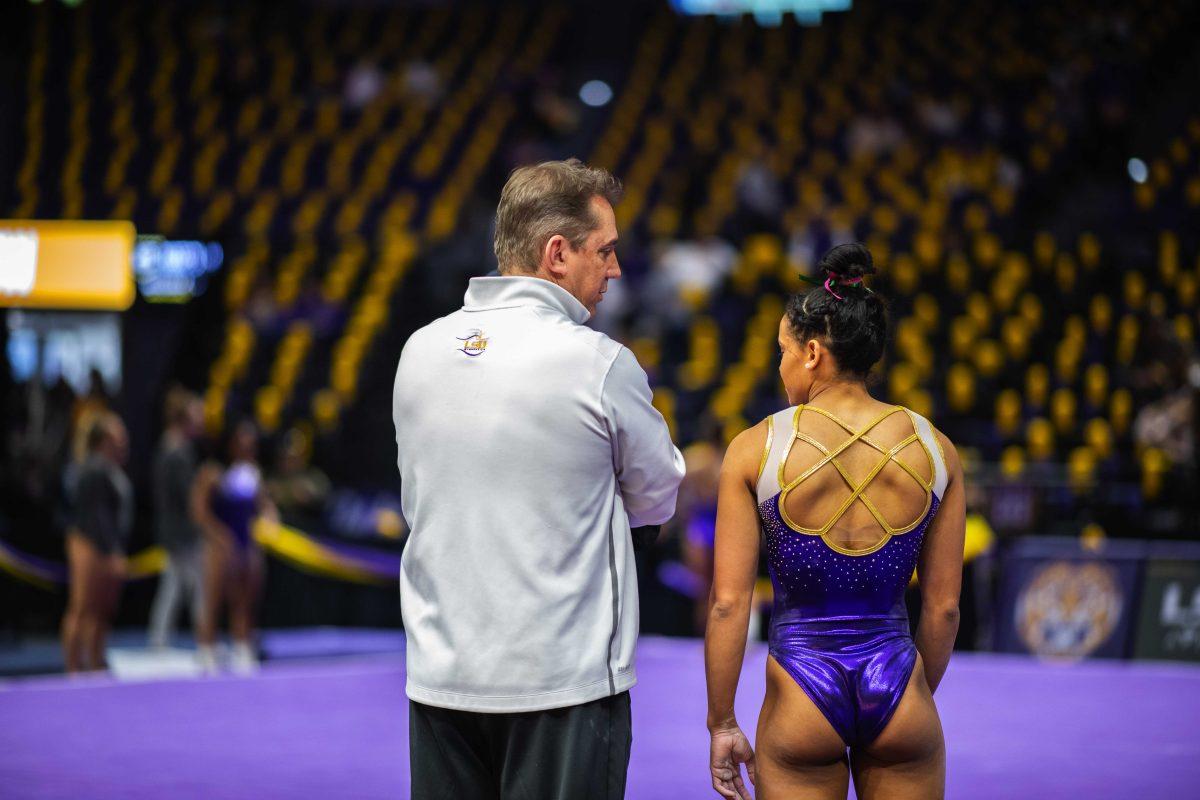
[409,692,632,800]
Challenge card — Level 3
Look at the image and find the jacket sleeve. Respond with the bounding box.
[601,346,686,528]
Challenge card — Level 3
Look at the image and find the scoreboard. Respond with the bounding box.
[0,221,136,311]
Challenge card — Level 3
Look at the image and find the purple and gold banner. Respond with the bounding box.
[995,537,1144,660]
[0,520,402,591]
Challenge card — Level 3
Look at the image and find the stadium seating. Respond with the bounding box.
[10,0,1197,526]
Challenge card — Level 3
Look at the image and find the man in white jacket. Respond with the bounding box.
[393,159,685,799]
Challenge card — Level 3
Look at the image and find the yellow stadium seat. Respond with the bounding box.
[1141,447,1170,501]
[1089,295,1113,335]
[1080,523,1106,551]
[1147,292,1167,319]
[973,340,1004,379]
[1134,183,1155,210]
[312,389,341,433]
[1084,418,1113,460]
[1067,447,1096,495]
[889,362,921,400]
[1116,315,1139,364]
[946,254,971,295]
[1123,271,1146,310]
[972,232,1001,270]
[1177,272,1197,308]
[1033,231,1056,270]
[1000,445,1026,479]
[1001,317,1031,362]
[1025,363,1050,410]
[1054,253,1077,293]
[255,386,283,433]
[990,273,1019,313]
[203,386,226,437]
[946,363,976,413]
[966,292,992,333]
[1159,232,1179,285]
[1077,232,1101,270]
[1083,364,1108,409]
[1174,314,1194,345]
[1110,389,1133,436]
[1050,388,1077,437]
[912,294,940,332]
[1055,341,1080,384]
[891,254,920,296]
[995,390,1023,438]
[1018,293,1043,331]
[1026,418,1055,461]
[1062,314,1086,344]
[950,316,977,360]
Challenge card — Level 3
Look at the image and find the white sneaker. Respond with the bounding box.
[197,645,220,675]
[230,642,259,675]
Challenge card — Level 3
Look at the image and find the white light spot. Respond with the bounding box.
[1127,158,1148,184]
[579,80,613,108]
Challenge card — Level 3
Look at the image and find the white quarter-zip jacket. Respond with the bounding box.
[393,276,685,712]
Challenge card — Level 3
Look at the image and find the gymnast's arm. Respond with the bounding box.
[190,462,233,549]
[914,431,965,694]
[704,423,766,799]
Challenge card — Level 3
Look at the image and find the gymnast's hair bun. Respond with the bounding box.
[785,242,888,379]
[817,242,877,281]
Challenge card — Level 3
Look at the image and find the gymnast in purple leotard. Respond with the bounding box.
[705,244,966,800]
[193,421,275,673]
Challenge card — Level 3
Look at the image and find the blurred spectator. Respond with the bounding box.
[60,412,132,673]
[266,427,331,526]
[733,148,784,234]
[401,60,442,104]
[1134,387,1193,466]
[848,113,906,157]
[344,60,384,109]
[246,280,282,335]
[646,237,737,325]
[147,388,206,649]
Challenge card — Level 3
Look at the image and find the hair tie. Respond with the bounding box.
[797,270,871,301]
[825,271,864,301]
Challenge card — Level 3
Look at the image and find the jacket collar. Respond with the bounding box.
[463,276,590,324]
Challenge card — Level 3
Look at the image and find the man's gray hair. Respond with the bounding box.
[493,158,623,274]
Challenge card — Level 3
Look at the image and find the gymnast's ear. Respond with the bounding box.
[805,338,823,369]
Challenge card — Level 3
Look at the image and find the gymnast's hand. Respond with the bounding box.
[709,725,756,799]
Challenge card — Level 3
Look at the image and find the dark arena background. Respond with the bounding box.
[2,0,1199,797]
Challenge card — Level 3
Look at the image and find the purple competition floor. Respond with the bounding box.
[1,636,1198,799]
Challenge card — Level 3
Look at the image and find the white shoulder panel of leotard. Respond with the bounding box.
[756,406,799,506]
[905,409,949,500]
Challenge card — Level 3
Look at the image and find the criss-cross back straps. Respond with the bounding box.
[777,405,935,554]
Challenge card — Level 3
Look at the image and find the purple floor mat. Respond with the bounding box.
[1,637,1197,799]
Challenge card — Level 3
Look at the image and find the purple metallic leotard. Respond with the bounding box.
[755,405,948,748]
[212,461,261,551]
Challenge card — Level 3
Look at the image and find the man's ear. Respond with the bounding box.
[544,234,568,278]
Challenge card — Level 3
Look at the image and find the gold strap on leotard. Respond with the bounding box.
[777,405,935,556]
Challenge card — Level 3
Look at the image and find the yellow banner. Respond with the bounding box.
[0,220,136,311]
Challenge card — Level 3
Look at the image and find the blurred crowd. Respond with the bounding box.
[3,0,1200,643]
